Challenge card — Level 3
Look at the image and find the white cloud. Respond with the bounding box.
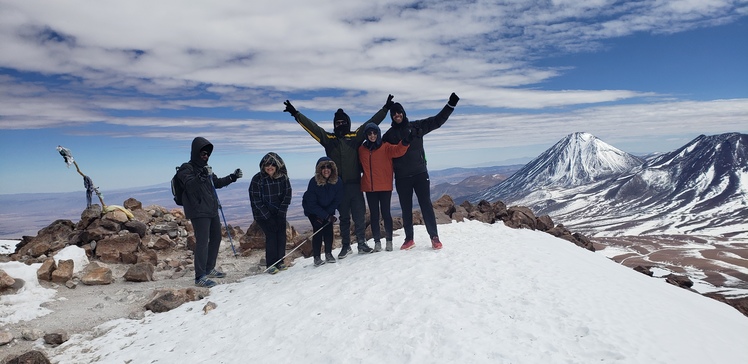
[1,0,743,109]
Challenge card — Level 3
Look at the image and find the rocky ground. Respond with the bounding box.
[1,244,267,363]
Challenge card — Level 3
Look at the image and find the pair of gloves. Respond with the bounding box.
[316,215,337,225]
[201,166,243,181]
[283,94,397,117]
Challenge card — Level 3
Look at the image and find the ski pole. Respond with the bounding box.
[263,221,330,273]
[209,176,238,258]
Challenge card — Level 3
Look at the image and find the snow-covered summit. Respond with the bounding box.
[475,132,643,202]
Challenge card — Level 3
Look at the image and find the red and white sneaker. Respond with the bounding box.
[431,236,443,250]
[400,239,416,250]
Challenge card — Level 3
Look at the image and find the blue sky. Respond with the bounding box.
[0,0,746,194]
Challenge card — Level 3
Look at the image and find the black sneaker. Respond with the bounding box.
[278,263,289,271]
[338,244,353,259]
[314,256,326,267]
[195,275,217,288]
[357,242,374,254]
[325,252,336,263]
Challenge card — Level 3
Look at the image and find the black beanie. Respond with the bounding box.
[390,102,406,120]
[333,109,351,126]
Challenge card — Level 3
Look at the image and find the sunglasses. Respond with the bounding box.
[366,130,378,135]
[200,151,211,157]
[264,163,277,168]
[334,120,347,126]
[320,163,333,170]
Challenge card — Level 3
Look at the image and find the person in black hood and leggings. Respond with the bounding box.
[176,137,243,287]
[382,93,459,251]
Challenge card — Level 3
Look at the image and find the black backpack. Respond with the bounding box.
[171,166,185,206]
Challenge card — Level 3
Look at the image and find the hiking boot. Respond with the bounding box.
[195,275,217,288]
[338,244,353,259]
[207,269,226,279]
[267,266,280,275]
[431,236,443,250]
[358,242,374,254]
[386,240,393,251]
[400,239,415,250]
[314,256,325,267]
[325,252,336,263]
[278,263,289,271]
[374,241,382,252]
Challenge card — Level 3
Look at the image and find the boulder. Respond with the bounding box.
[36,257,56,282]
[4,350,51,364]
[81,266,114,285]
[51,259,74,283]
[124,262,155,282]
[145,287,209,313]
[96,232,141,263]
[43,331,68,346]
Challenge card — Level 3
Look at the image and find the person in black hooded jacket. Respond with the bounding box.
[176,137,242,287]
[283,95,394,258]
[382,92,459,251]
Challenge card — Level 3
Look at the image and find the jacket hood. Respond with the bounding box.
[362,123,382,149]
[190,137,213,167]
[259,152,288,179]
[314,156,339,186]
[389,102,408,125]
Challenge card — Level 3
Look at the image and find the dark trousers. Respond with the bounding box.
[395,171,438,241]
[308,217,334,257]
[191,215,222,280]
[257,215,287,268]
[338,183,366,246]
[365,191,393,242]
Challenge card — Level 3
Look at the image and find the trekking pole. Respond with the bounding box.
[263,221,330,273]
[209,176,238,258]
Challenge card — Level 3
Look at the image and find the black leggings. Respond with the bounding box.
[308,216,334,256]
[395,171,438,241]
[257,215,287,268]
[365,191,393,242]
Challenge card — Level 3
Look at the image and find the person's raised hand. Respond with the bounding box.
[448,92,459,107]
[283,100,298,116]
[231,168,243,181]
[384,94,394,109]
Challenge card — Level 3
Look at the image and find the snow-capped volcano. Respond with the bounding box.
[475,132,643,202]
[473,132,748,237]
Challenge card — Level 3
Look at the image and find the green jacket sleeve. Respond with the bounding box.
[295,112,331,148]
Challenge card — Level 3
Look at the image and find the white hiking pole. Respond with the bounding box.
[263,221,330,273]
[208,175,238,258]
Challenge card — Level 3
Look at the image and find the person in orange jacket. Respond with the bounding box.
[358,123,410,251]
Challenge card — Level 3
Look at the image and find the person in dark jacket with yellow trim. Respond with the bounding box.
[302,157,343,266]
[249,152,292,274]
[283,95,394,258]
[382,92,459,251]
[177,136,242,287]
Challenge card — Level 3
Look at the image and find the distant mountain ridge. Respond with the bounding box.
[473,132,748,238]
